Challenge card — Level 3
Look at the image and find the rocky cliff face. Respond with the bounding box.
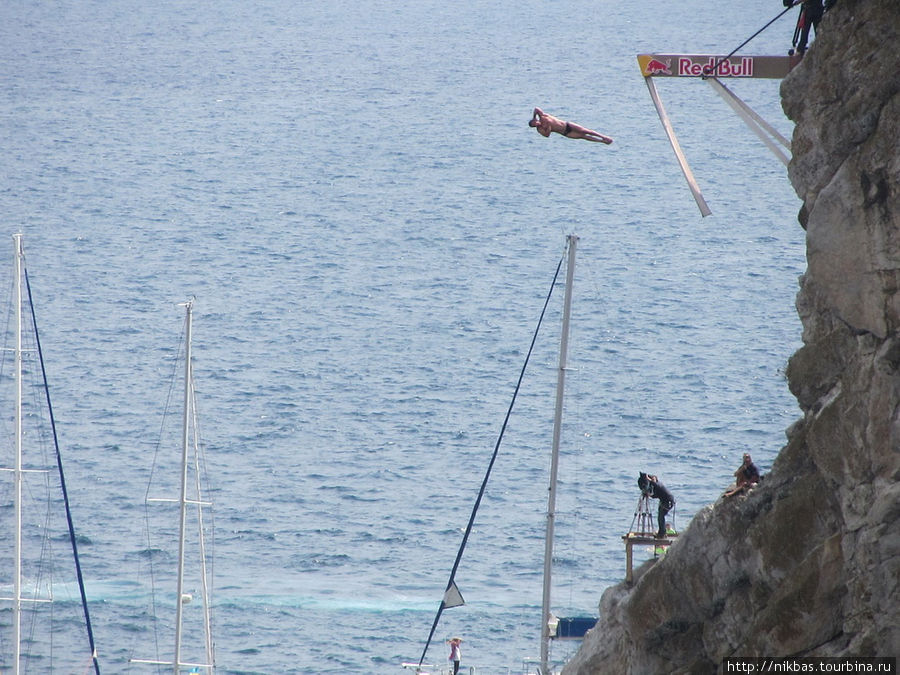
[563,1,900,672]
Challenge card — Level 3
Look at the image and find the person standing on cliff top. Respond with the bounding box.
[638,472,676,539]
[786,0,837,54]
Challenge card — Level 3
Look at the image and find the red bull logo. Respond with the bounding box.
[644,58,672,76]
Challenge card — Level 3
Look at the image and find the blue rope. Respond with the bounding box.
[24,267,101,675]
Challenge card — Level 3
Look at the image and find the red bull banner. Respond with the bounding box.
[637,53,799,79]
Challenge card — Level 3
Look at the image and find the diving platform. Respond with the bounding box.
[638,53,801,79]
[622,531,679,585]
[637,52,800,216]
[623,494,679,585]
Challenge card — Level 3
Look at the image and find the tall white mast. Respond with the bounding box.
[131,298,214,673]
[540,234,578,675]
[173,299,193,675]
[13,233,24,675]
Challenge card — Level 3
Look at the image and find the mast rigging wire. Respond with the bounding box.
[418,241,570,667]
[704,1,800,79]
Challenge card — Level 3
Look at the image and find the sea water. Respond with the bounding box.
[0,0,807,672]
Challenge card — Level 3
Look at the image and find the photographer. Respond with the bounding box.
[638,472,676,539]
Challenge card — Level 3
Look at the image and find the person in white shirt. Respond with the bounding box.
[447,637,462,675]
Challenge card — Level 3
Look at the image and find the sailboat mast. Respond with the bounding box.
[191,395,215,670]
[540,234,578,675]
[173,299,193,675]
[12,233,24,675]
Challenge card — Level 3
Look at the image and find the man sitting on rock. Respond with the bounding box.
[724,453,761,497]
[735,453,760,489]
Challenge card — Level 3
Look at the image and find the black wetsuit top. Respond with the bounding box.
[648,480,675,507]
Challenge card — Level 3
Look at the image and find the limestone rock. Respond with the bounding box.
[563,1,900,672]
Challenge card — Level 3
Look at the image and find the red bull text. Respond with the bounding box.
[680,56,753,77]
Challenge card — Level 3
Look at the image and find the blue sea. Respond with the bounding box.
[0,0,807,672]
